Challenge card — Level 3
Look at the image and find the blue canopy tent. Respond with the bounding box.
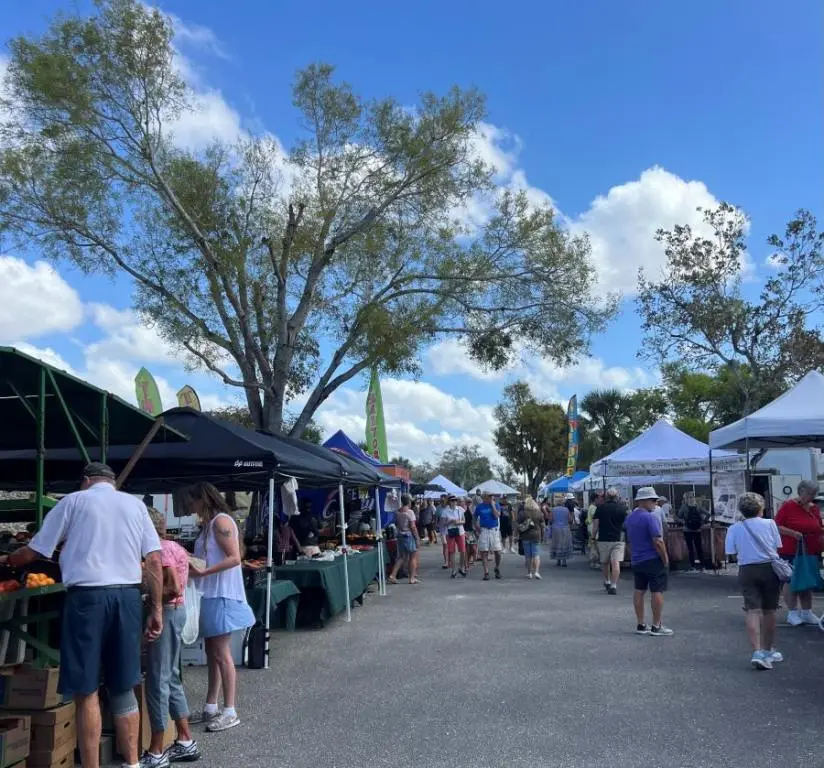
[322,430,403,529]
[543,471,589,495]
[324,429,384,467]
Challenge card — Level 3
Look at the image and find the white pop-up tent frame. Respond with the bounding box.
[709,370,824,450]
[423,474,469,499]
[469,478,519,496]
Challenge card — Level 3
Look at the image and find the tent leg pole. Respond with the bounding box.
[375,486,385,596]
[339,483,351,622]
[709,449,717,576]
[264,475,275,669]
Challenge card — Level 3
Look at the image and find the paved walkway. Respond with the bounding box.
[182,546,824,767]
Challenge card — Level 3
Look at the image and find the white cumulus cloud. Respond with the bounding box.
[569,166,726,295]
[313,377,502,465]
[0,257,84,343]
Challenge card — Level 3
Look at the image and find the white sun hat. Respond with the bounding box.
[564,493,575,500]
[634,486,659,502]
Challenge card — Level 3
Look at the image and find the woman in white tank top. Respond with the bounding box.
[183,483,254,733]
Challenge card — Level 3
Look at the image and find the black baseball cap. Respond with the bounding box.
[82,462,116,480]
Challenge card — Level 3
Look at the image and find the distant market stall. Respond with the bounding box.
[469,479,519,496]
[423,475,468,499]
[542,471,589,496]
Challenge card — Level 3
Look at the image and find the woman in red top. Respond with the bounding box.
[775,480,822,626]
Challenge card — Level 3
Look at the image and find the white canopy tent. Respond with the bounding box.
[590,420,745,479]
[469,479,519,496]
[423,474,469,499]
[709,370,824,449]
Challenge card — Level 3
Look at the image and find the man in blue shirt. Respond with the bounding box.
[474,492,503,580]
[626,486,673,637]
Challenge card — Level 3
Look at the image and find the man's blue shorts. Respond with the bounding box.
[59,585,142,697]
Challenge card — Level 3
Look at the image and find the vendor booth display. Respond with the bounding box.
[0,348,185,670]
[582,420,749,571]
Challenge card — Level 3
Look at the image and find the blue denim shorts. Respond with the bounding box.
[522,541,541,558]
[60,585,142,697]
[398,532,417,554]
[199,597,255,639]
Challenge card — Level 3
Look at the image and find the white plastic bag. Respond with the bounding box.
[181,580,201,645]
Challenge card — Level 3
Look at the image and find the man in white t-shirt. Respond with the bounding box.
[4,463,163,768]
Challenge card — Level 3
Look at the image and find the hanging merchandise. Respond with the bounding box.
[280,477,299,517]
[384,489,400,512]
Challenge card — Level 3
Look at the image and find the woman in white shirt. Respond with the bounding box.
[184,483,255,732]
[725,492,783,671]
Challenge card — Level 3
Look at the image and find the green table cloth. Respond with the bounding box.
[273,545,384,623]
[247,580,301,630]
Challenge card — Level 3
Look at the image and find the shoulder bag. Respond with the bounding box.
[741,521,792,583]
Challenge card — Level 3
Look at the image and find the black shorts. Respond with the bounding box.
[60,586,142,697]
[500,517,513,538]
[739,562,781,611]
[633,557,668,593]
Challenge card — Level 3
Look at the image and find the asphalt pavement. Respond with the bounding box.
[180,546,824,768]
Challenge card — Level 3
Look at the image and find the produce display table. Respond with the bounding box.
[273,546,384,627]
[247,580,301,631]
[0,583,65,668]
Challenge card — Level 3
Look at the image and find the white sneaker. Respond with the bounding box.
[801,609,820,626]
[534,572,542,580]
[768,649,784,664]
[787,610,804,626]
[526,573,533,580]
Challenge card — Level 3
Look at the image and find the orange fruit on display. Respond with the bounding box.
[25,573,55,589]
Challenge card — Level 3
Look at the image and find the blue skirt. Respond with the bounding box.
[200,597,255,639]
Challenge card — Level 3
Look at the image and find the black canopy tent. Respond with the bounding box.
[0,408,351,493]
[0,346,186,524]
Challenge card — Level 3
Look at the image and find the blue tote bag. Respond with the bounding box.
[790,539,824,593]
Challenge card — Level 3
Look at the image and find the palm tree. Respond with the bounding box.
[580,388,632,457]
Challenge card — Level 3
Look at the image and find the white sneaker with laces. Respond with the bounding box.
[786,610,804,626]
[206,711,240,732]
[801,609,820,626]
[533,572,542,580]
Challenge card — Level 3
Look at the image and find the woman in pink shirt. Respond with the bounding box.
[143,509,200,767]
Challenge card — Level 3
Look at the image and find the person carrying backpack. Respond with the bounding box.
[678,494,708,571]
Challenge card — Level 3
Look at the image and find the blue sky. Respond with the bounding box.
[1,0,821,464]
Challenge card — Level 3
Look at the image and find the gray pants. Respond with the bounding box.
[146,605,190,732]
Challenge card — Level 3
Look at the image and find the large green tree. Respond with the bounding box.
[434,444,491,491]
[493,381,567,495]
[0,0,615,437]
[638,203,823,414]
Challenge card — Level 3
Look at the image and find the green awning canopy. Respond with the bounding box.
[0,346,186,452]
